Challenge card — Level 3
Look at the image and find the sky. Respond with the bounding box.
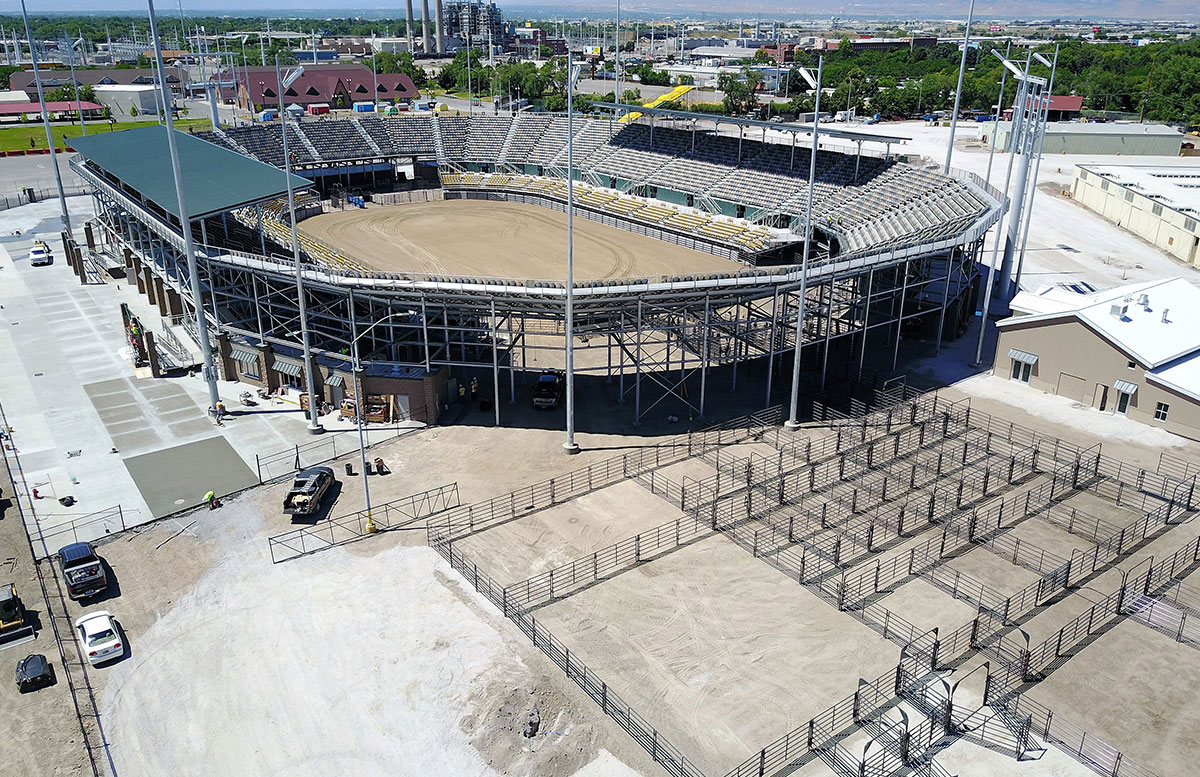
[2,1,1197,21]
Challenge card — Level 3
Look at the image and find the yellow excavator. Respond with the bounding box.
[0,583,35,647]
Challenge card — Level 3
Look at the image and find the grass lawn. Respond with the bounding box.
[0,118,212,152]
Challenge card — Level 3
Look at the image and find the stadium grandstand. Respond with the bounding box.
[66,108,1001,426]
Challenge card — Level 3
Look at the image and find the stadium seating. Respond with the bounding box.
[299,120,374,161]
[383,115,437,155]
[192,112,992,263]
[462,116,514,162]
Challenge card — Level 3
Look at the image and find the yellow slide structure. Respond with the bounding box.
[620,84,695,123]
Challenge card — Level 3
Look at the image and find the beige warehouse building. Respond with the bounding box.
[1072,164,1200,266]
[995,278,1200,440]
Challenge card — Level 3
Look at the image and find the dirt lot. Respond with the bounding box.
[300,199,744,281]
[0,463,91,777]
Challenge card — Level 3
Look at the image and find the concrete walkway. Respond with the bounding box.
[0,197,420,556]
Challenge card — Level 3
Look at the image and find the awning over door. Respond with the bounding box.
[229,346,259,364]
[1008,349,1038,365]
[272,359,303,377]
[324,374,345,387]
[1115,380,1138,395]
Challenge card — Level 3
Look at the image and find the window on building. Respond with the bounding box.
[1127,360,1136,369]
[1155,402,1170,422]
[1152,204,1163,217]
[1124,191,1134,203]
[240,361,260,380]
[1079,170,1088,180]
[1101,180,1110,191]
[1186,218,1198,233]
[1116,391,1131,415]
[1010,360,1032,383]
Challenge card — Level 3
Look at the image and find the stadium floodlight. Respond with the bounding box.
[943,0,976,174]
[20,0,71,235]
[992,49,1025,79]
[1033,52,1053,68]
[786,55,823,429]
[564,50,580,454]
[276,53,323,435]
[281,64,305,89]
[147,0,221,415]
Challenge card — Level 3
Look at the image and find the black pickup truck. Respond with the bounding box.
[283,466,336,518]
[56,543,108,600]
[532,371,565,409]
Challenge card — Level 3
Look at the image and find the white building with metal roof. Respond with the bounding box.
[995,277,1200,439]
[1072,163,1200,267]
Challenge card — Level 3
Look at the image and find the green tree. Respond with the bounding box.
[49,83,97,103]
[538,44,553,59]
[718,70,759,115]
[0,64,20,90]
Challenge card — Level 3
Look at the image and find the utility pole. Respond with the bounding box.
[563,52,581,454]
[943,0,976,174]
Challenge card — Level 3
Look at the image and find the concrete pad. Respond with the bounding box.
[124,437,257,517]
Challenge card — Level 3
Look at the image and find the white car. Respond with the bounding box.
[28,245,52,266]
[75,611,124,666]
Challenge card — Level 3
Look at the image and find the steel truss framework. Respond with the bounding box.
[83,162,982,423]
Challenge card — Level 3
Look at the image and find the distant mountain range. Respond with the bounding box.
[15,1,1200,22]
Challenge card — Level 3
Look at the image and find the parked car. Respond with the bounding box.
[28,243,52,267]
[532,370,565,409]
[15,654,54,691]
[74,611,123,666]
[283,466,336,518]
[56,542,108,600]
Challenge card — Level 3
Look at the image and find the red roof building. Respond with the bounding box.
[220,65,420,111]
[1009,94,1085,122]
[0,100,105,118]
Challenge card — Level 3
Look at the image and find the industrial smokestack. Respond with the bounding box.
[435,0,445,54]
[421,0,433,54]
[405,0,415,53]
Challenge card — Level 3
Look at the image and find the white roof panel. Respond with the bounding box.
[998,277,1200,369]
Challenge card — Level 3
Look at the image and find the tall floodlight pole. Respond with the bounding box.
[372,42,379,106]
[614,0,621,106]
[1013,47,1058,293]
[148,0,220,415]
[276,55,323,434]
[983,41,1011,189]
[971,50,1032,368]
[564,52,581,454]
[466,30,473,117]
[997,50,1043,302]
[20,0,71,235]
[69,40,86,136]
[943,0,976,174]
[785,56,822,430]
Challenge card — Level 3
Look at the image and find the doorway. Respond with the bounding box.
[1094,384,1109,412]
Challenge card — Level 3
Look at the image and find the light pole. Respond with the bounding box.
[20,0,71,235]
[1013,47,1059,293]
[971,50,1033,368]
[944,0,976,173]
[563,51,581,453]
[785,55,822,430]
[147,0,221,415]
[614,0,621,107]
[276,55,323,434]
[347,311,408,529]
[69,39,86,136]
[983,41,1012,189]
[466,30,473,116]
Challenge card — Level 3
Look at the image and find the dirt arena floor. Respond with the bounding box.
[299,200,745,281]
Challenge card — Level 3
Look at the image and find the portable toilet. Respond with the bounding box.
[258,110,277,122]
[352,101,375,113]
[381,105,399,116]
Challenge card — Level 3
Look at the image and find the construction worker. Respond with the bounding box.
[204,490,217,510]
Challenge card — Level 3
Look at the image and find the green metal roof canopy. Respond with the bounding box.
[69,125,311,221]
